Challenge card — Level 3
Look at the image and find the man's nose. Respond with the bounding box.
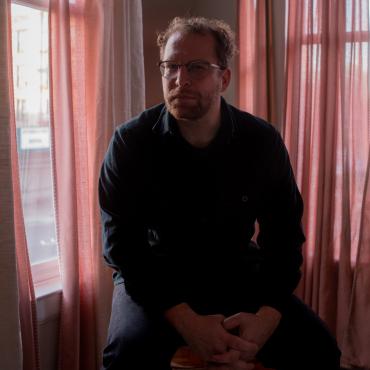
[175,65,191,87]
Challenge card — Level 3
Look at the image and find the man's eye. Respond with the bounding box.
[189,63,208,72]
[165,63,178,71]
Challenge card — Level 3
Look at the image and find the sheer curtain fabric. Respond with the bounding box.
[49,0,145,369]
[239,0,370,368]
[0,1,40,370]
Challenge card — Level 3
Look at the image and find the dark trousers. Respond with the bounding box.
[102,283,341,370]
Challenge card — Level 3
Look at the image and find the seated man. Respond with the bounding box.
[99,16,341,370]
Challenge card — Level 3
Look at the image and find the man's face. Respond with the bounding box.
[160,31,230,121]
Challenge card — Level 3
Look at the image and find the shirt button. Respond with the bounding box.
[200,216,208,223]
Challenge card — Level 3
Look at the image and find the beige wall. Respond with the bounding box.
[142,0,238,108]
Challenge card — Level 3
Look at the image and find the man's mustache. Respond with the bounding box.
[168,90,199,101]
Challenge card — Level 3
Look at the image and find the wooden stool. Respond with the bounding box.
[171,346,275,370]
[170,346,206,369]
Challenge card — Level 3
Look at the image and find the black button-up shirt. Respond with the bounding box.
[99,98,305,314]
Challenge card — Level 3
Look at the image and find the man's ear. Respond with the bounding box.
[220,68,231,92]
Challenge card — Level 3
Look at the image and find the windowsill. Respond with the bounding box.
[32,259,62,323]
[32,258,61,299]
[35,277,62,324]
[35,277,62,300]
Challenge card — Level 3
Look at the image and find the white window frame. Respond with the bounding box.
[32,259,62,298]
[12,0,49,11]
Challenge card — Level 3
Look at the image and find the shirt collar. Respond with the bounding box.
[152,97,238,144]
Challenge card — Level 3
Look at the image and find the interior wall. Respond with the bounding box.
[142,0,238,108]
[191,0,238,106]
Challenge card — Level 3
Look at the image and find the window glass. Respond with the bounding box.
[11,3,58,265]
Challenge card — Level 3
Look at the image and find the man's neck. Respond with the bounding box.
[176,107,222,149]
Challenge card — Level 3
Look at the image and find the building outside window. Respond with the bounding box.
[11,2,59,287]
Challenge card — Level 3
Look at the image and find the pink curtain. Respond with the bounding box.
[239,0,286,130]
[48,0,145,369]
[239,0,370,368]
[0,1,40,370]
[239,0,273,122]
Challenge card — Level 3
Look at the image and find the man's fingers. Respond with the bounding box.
[210,348,240,364]
[223,313,242,331]
[239,351,259,363]
[227,334,259,355]
[211,314,226,322]
[233,337,258,353]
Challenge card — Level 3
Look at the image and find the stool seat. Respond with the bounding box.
[170,346,275,370]
[170,346,206,369]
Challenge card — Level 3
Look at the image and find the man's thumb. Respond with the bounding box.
[222,313,241,331]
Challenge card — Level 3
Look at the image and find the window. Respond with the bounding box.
[16,29,26,53]
[11,1,60,292]
[285,0,369,263]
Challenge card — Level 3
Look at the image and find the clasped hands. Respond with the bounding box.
[207,310,278,370]
[170,305,281,370]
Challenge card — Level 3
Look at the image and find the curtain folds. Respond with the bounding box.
[239,0,370,368]
[0,1,40,370]
[48,1,145,369]
[238,0,286,130]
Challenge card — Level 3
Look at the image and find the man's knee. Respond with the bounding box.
[259,296,342,369]
[102,284,182,370]
[102,331,152,369]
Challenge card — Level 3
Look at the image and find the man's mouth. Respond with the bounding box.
[171,94,197,102]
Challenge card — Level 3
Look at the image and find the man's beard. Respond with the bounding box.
[165,90,216,121]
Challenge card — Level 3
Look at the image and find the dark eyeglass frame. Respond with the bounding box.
[158,59,226,80]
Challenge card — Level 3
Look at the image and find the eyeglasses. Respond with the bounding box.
[158,60,225,80]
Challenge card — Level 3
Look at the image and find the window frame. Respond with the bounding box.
[286,0,370,264]
[31,259,62,297]
[12,0,49,11]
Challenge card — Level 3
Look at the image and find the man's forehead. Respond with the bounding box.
[161,31,217,61]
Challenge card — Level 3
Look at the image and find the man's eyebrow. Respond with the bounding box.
[160,59,208,64]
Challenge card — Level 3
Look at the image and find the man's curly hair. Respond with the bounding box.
[157,16,236,68]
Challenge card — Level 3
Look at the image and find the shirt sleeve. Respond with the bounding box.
[256,128,305,313]
[98,128,187,314]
